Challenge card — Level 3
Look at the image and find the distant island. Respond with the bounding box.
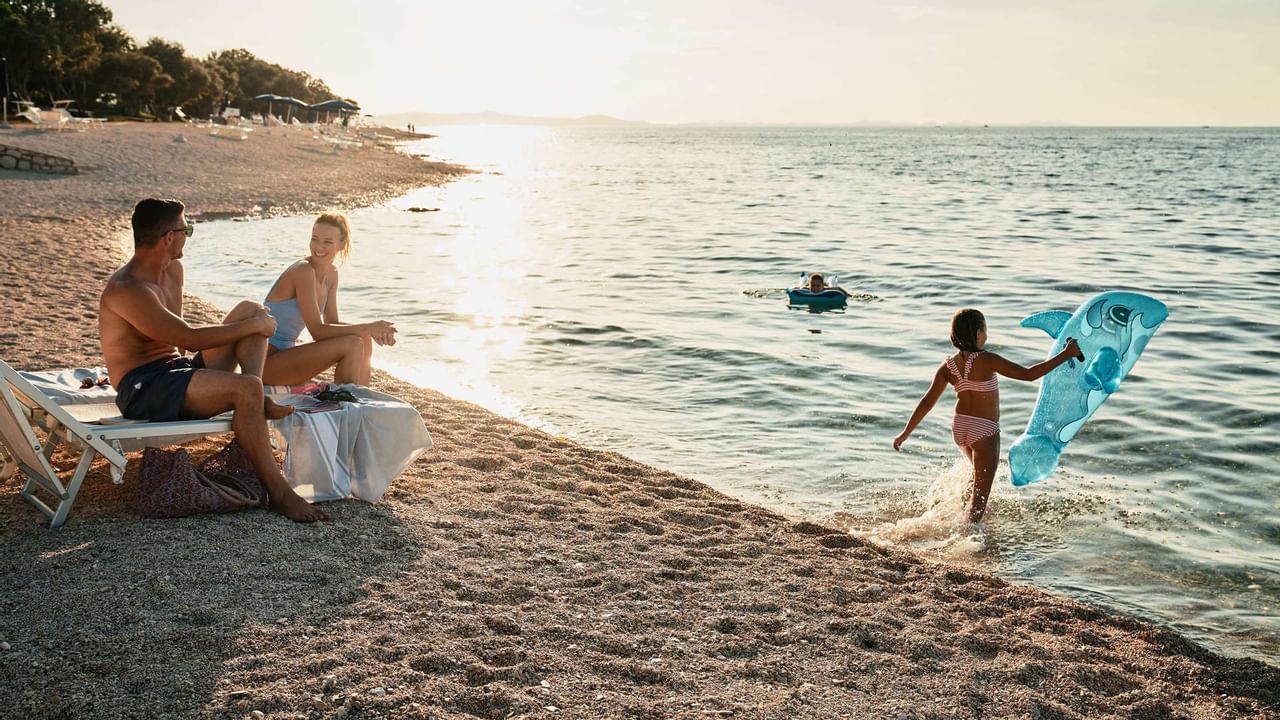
[377,111,649,128]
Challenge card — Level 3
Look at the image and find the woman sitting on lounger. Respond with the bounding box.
[260,213,396,387]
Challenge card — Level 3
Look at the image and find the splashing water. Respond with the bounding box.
[874,458,994,558]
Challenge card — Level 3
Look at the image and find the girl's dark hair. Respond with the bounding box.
[950,308,986,352]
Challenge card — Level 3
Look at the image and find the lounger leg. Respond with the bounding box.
[42,425,65,460]
[21,446,96,528]
[109,441,126,484]
[0,446,15,481]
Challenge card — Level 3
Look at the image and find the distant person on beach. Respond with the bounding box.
[259,213,397,387]
[99,198,327,522]
[892,308,1082,523]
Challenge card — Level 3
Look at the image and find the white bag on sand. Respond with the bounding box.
[273,403,358,503]
[344,386,432,503]
[270,386,431,503]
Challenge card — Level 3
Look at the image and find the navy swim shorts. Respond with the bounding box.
[114,354,206,422]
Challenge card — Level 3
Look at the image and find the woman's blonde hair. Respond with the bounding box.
[314,213,352,260]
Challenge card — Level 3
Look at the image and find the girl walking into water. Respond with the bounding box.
[893,308,1082,523]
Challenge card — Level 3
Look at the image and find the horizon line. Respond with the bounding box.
[373,111,1279,129]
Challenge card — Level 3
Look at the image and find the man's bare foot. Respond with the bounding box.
[270,489,329,522]
[264,397,295,420]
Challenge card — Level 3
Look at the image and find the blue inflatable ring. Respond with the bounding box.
[786,288,848,304]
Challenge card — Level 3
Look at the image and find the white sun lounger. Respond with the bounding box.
[0,359,233,527]
[18,107,68,132]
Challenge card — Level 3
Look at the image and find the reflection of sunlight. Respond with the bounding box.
[378,356,557,435]
[383,126,557,432]
[453,286,526,320]
[446,186,530,318]
[405,125,554,174]
[437,324,525,377]
[378,351,560,430]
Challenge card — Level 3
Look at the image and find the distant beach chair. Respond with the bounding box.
[320,134,363,152]
[18,106,68,132]
[0,359,233,528]
[52,100,99,132]
[359,129,397,150]
[210,117,254,141]
[174,106,192,124]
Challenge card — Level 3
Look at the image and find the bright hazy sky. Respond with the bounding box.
[106,0,1279,125]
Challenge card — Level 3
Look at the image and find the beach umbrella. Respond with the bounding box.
[309,99,360,112]
[276,96,308,122]
[309,99,361,122]
[253,93,285,121]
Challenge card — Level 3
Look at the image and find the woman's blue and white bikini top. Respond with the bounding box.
[265,295,326,350]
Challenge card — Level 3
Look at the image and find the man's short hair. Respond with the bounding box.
[132,198,186,247]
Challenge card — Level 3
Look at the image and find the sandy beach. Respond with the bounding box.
[0,122,1276,719]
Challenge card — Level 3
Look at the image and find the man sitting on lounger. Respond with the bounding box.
[99,198,327,522]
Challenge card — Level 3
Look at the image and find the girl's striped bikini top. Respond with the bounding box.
[946,351,999,393]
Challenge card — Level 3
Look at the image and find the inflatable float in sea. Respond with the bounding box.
[785,287,849,304]
[787,272,850,305]
[1008,290,1168,487]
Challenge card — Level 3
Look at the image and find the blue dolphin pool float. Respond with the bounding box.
[1008,291,1169,487]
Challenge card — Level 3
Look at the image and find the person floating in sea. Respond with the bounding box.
[801,272,851,297]
[892,308,1082,523]
[260,213,397,388]
[99,198,327,522]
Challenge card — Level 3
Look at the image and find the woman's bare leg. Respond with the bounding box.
[199,301,269,376]
[354,334,374,385]
[262,335,364,386]
[198,302,290,418]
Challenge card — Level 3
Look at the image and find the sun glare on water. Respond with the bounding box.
[381,126,557,427]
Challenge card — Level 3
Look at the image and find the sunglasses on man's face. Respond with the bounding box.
[170,224,195,238]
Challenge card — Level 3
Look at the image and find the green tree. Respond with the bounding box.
[142,38,215,119]
[1,0,57,101]
[0,1,351,119]
[95,22,133,54]
[94,50,169,115]
[1,0,117,108]
[181,58,221,119]
[207,47,338,115]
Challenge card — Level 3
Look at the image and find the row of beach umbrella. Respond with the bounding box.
[252,94,360,123]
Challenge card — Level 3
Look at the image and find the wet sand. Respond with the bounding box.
[0,121,1276,719]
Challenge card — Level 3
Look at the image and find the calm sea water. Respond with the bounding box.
[183,126,1280,664]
